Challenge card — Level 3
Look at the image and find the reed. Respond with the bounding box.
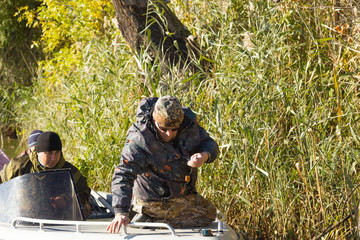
[5,0,360,239]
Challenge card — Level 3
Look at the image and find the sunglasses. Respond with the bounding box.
[156,122,181,132]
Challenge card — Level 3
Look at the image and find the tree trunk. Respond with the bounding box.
[111,0,207,74]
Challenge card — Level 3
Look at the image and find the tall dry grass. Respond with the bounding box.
[6,0,360,239]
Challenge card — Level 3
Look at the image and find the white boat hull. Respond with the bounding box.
[1,217,240,240]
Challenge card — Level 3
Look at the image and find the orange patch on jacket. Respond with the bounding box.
[145,172,151,177]
[123,159,129,166]
[164,165,171,171]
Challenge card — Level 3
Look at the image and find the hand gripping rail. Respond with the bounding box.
[12,217,177,237]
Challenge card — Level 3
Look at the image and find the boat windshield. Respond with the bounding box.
[0,169,84,223]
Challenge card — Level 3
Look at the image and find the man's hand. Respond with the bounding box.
[106,214,130,233]
[187,152,209,168]
[50,196,67,209]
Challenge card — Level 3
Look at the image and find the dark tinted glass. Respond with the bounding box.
[0,169,84,223]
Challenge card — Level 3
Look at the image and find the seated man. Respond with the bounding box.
[16,130,43,158]
[107,96,219,233]
[0,131,91,218]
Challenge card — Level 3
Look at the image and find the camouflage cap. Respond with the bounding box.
[153,96,184,127]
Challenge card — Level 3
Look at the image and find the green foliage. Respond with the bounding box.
[0,0,42,131]
[17,38,139,190]
[7,0,360,239]
[0,0,39,47]
[16,0,118,84]
[0,0,42,85]
[0,85,19,127]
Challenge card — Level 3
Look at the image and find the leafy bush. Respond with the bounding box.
[0,0,42,85]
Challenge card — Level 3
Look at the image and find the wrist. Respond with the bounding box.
[203,152,211,163]
[115,212,130,218]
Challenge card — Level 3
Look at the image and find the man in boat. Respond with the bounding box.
[0,130,43,170]
[0,131,91,218]
[107,96,219,233]
[16,129,43,158]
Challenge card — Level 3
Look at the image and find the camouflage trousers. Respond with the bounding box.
[132,194,217,228]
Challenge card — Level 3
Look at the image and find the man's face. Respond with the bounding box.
[155,121,180,142]
[38,150,61,168]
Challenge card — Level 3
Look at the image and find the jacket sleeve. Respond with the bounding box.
[111,131,147,215]
[0,156,28,183]
[182,107,219,163]
[75,175,91,207]
[196,125,219,163]
[60,161,91,210]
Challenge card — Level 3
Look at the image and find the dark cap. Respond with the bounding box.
[36,131,62,153]
[28,130,43,148]
[153,96,184,127]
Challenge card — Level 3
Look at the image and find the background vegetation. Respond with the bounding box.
[1,0,360,239]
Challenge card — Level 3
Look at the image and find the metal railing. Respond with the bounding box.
[12,210,227,237]
[12,217,177,237]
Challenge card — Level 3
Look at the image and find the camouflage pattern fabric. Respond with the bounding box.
[133,194,217,228]
[153,95,184,127]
